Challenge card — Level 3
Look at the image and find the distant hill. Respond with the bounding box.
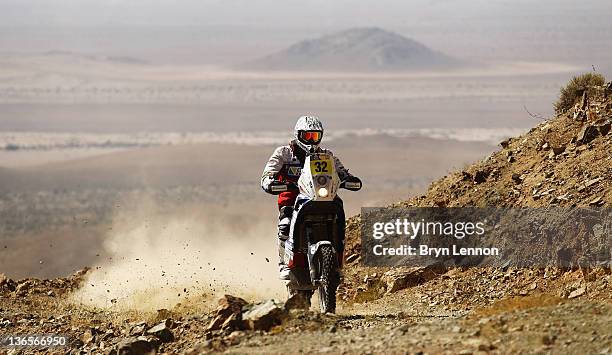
[240,27,465,72]
[40,51,149,65]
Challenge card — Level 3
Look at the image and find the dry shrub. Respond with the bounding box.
[554,73,605,115]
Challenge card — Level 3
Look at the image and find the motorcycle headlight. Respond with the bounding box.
[317,187,329,197]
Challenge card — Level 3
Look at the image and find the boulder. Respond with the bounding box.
[551,146,566,156]
[217,294,248,314]
[146,319,174,343]
[81,328,99,345]
[499,138,511,149]
[589,196,603,206]
[285,293,311,311]
[573,109,586,121]
[382,268,421,293]
[568,287,586,299]
[0,273,16,291]
[220,312,242,331]
[15,280,35,295]
[381,264,446,294]
[241,299,287,331]
[596,120,611,136]
[585,177,603,188]
[129,322,147,336]
[205,295,248,332]
[576,125,599,145]
[112,336,159,355]
[472,170,489,184]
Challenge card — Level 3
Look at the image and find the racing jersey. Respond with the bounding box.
[261,140,351,207]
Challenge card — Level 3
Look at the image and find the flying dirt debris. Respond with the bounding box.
[1,83,611,353]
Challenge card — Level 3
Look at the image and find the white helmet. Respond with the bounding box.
[294,115,324,152]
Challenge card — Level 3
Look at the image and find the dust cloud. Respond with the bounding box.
[71,199,284,312]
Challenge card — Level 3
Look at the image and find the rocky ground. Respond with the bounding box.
[1,265,611,354]
[1,82,611,354]
[339,81,611,331]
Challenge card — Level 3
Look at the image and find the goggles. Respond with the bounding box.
[298,130,323,144]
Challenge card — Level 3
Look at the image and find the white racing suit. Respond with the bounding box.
[261,140,351,276]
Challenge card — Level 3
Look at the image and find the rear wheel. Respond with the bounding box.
[318,245,339,313]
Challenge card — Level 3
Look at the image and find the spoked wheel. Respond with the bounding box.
[317,245,340,313]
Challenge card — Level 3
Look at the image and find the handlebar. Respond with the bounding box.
[268,177,361,195]
[340,176,362,191]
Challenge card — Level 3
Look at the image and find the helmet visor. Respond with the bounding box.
[298,130,322,144]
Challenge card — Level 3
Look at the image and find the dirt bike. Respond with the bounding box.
[269,151,361,313]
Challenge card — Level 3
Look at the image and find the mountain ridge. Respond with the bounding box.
[240,27,465,72]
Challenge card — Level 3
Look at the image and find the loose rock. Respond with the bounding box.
[576,125,599,144]
[112,336,159,355]
[242,299,287,331]
[146,319,174,343]
[206,295,248,331]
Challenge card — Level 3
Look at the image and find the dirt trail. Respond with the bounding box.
[1,266,611,354]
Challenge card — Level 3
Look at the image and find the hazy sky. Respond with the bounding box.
[1,0,610,27]
[1,0,610,67]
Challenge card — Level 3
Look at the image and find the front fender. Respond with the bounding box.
[309,241,335,258]
[307,241,336,283]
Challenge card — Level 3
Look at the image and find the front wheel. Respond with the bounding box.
[317,245,339,313]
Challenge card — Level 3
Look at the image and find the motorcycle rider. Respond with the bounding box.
[261,115,356,280]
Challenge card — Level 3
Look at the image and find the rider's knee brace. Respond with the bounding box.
[277,206,293,240]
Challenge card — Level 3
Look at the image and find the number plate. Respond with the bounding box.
[310,157,333,175]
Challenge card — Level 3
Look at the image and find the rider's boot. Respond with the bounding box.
[277,206,293,280]
[278,240,290,280]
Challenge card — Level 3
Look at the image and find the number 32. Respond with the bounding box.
[314,161,328,173]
